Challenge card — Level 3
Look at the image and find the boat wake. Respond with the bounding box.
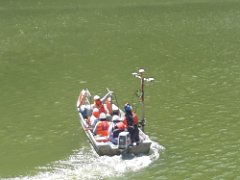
[16,141,164,180]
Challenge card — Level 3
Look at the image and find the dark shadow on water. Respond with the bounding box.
[121,153,136,160]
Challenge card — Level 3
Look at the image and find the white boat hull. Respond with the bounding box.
[77,89,152,156]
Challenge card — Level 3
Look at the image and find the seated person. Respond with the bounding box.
[93,113,109,136]
[112,105,120,116]
[91,91,113,114]
[109,115,126,144]
[89,108,100,128]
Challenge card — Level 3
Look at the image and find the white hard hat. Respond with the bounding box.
[94,95,100,100]
[112,115,120,122]
[112,105,118,111]
[99,112,106,120]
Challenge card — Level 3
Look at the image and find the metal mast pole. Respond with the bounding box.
[132,69,154,132]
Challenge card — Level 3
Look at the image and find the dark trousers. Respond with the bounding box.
[128,125,139,143]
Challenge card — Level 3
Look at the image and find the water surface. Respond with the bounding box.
[0,0,240,179]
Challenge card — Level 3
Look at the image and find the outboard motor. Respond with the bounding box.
[118,131,131,150]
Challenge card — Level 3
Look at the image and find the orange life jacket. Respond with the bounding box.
[95,100,106,114]
[96,121,109,136]
[116,122,126,131]
[123,113,138,126]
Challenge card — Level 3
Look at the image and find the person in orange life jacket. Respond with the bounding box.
[123,103,140,144]
[89,108,100,128]
[93,112,110,136]
[108,115,126,144]
[91,91,113,114]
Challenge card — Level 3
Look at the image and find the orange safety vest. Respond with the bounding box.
[123,113,138,126]
[96,121,109,136]
[94,101,106,114]
[116,122,126,131]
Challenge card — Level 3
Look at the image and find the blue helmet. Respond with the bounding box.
[124,103,132,113]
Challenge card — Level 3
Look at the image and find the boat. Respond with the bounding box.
[76,69,154,156]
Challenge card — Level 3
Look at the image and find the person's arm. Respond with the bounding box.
[101,91,113,103]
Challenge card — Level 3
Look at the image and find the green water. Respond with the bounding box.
[1,0,240,179]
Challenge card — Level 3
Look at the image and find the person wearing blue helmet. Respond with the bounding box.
[124,104,131,111]
[123,103,140,145]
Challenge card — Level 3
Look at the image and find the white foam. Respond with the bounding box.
[14,141,164,180]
